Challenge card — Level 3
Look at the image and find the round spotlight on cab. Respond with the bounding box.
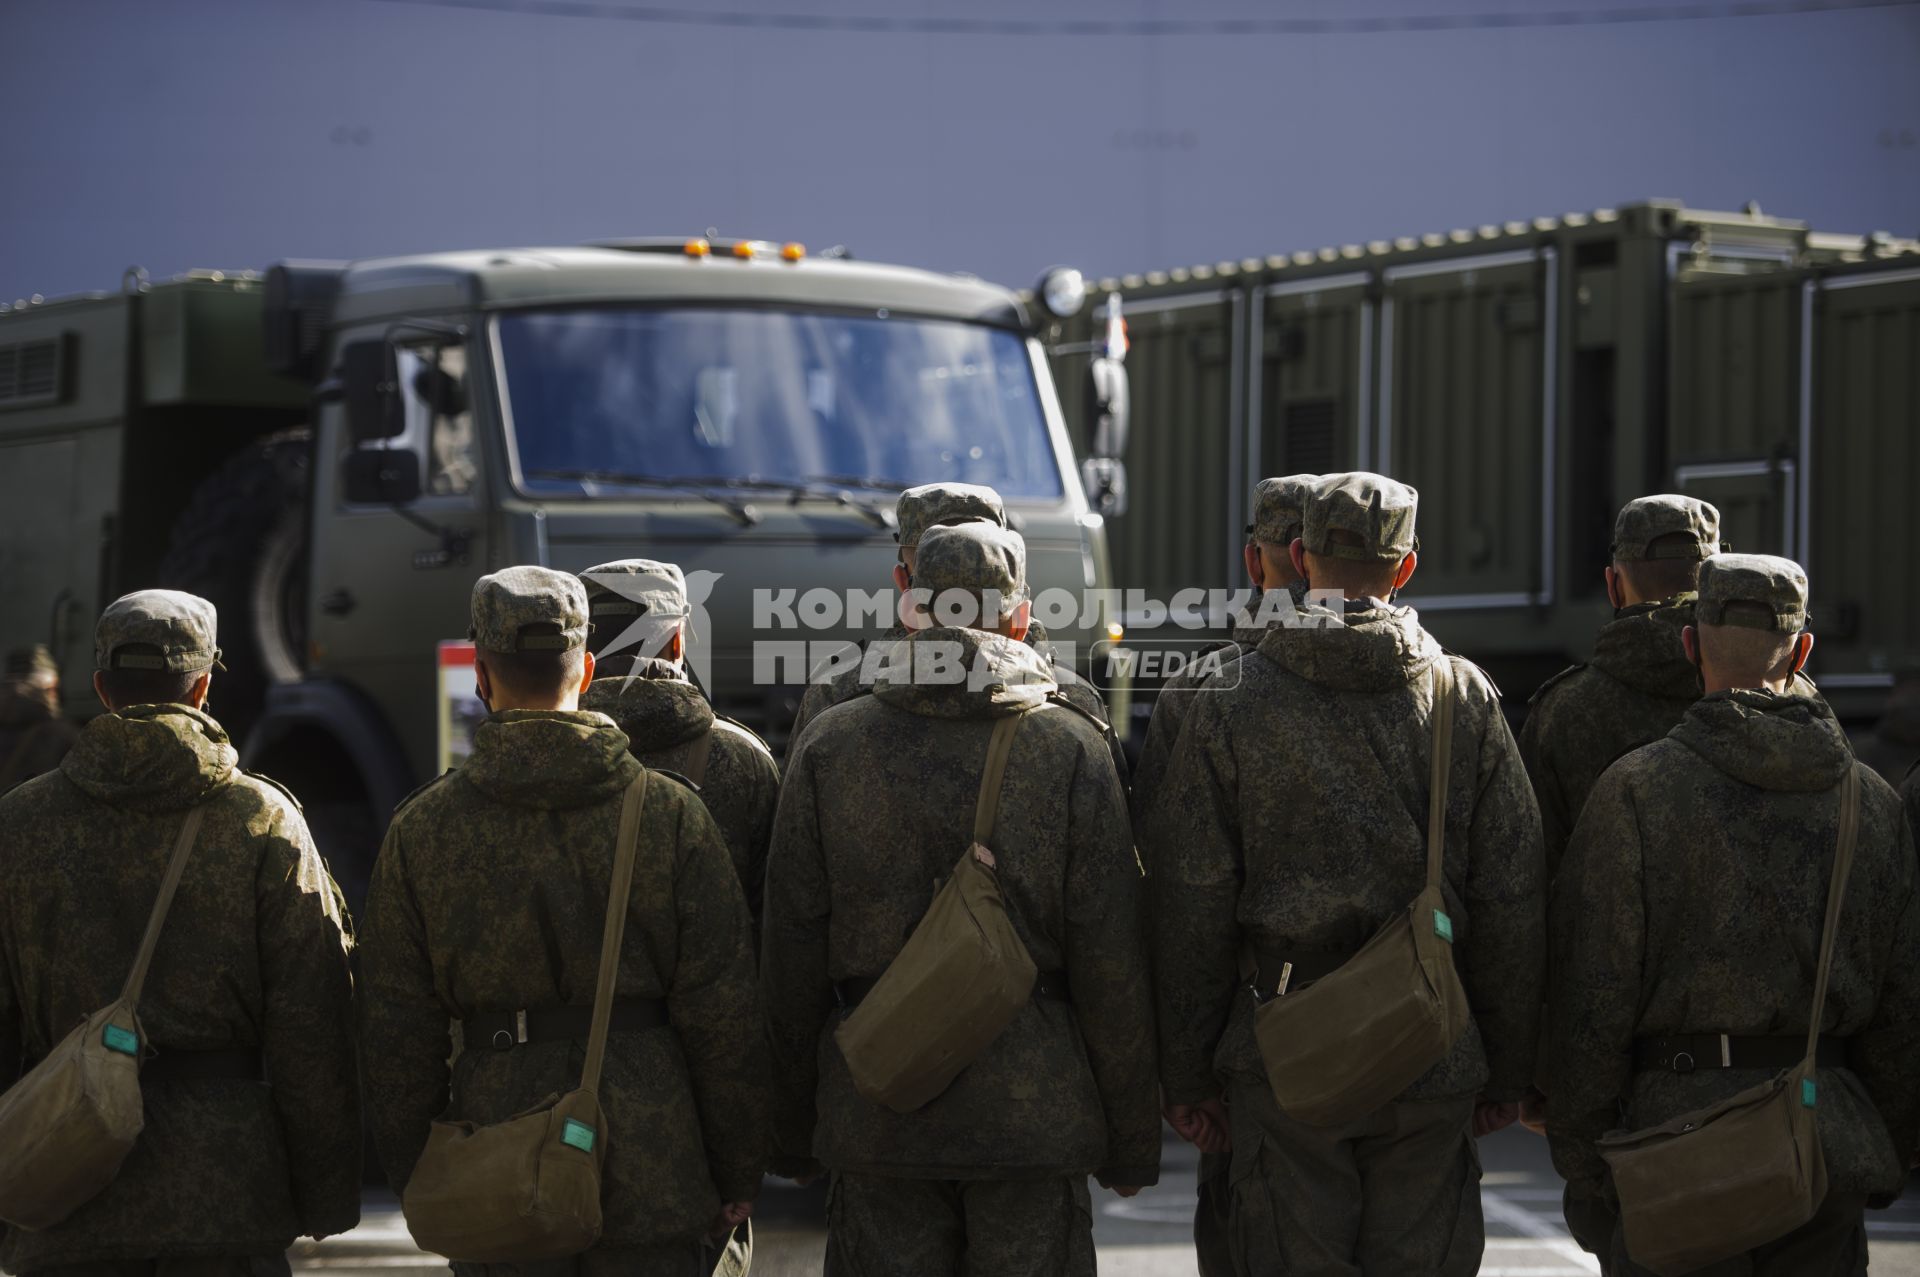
[1037,266,1087,319]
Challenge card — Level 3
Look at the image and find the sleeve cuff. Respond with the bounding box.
[1096,1164,1162,1189]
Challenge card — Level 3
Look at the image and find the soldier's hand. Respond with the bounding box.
[1102,1181,1144,1198]
[709,1200,754,1237]
[1472,1100,1521,1138]
[1519,1090,1548,1136]
[1165,1099,1232,1153]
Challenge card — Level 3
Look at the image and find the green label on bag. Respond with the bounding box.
[1801,1078,1817,1109]
[1433,910,1454,943]
[561,1119,596,1152]
[102,1024,139,1056]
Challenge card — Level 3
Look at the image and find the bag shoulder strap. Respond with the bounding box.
[1425,658,1457,892]
[1803,765,1862,1065]
[683,726,714,788]
[118,804,208,1008]
[972,712,1025,847]
[581,768,651,1096]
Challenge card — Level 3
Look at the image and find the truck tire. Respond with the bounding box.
[156,429,311,739]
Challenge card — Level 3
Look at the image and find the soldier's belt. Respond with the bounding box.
[1633,1033,1848,1074]
[833,970,1071,1009]
[141,1047,263,1083]
[463,999,667,1052]
[1249,947,1358,999]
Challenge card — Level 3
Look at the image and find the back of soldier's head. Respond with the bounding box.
[1300,472,1418,598]
[94,589,223,710]
[1611,495,1722,601]
[470,566,590,701]
[1694,553,1809,684]
[912,523,1028,632]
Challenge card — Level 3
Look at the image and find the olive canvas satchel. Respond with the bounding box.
[401,769,651,1263]
[0,805,207,1230]
[835,709,1041,1114]
[1595,765,1861,1277]
[1253,659,1472,1127]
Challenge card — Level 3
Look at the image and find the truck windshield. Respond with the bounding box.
[496,307,1063,499]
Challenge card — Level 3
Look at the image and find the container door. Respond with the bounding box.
[1257,275,1370,483]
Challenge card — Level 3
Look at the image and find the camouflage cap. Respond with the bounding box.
[913,522,1027,603]
[95,589,224,672]
[895,481,1007,547]
[578,559,688,624]
[1610,494,1723,561]
[1302,472,1419,563]
[469,566,590,653]
[5,644,58,683]
[1245,474,1318,545]
[1695,553,1808,633]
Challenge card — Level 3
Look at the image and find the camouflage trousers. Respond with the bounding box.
[824,1172,1094,1277]
[27,1262,289,1277]
[1606,1191,1867,1277]
[450,1241,706,1277]
[1225,1078,1483,1276]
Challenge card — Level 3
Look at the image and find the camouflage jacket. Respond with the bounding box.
[763,627,1158,1185]
[0,689,80,794]
[1904,764,1919,843]
[1547,690,1920,1199]
[582,658,778,927]
[1149,599,1546,1106]
[789,622,1127,781]
[0,704,359,1269]
[1130,623,1268,830]
[1854,694,1920,789]
[359,709,766,1245]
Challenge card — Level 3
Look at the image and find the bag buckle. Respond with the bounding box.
[1669,1049,1695,1074]
[491,1010,529,1051]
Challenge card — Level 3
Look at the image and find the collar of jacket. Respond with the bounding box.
[61,702,236,813]
[461,708,638,809]
[1590,594,1703,700]
[1255,593,1444,693]
[870,625,1056,719]
[1670,687,1853,793]
[579,658,715,751]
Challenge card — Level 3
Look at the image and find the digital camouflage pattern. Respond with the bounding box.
[1609,494,1721,561]
[893,482,1006,548]
[358,709,766,1249]
[1905,764,1919,844]
[824,1173,1095,1277]
[1547,690,1920,1204]
[467,567,589,653]
[0,704,359,1269]
[582,656,778,928]
[1246,474,1317,547]
[1696,553,1809,631]
[912,522,1025,602]
[1303,472,1418,562]
[763,626,1158,1187]
[1129,622,1267,831]
[94,590,223,672]
[1149,597,1546,1109]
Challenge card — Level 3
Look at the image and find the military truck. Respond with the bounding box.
[0,241,1129,898]
[1043,199,1920,732]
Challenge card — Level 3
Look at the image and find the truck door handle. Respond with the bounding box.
[321,588,357,617]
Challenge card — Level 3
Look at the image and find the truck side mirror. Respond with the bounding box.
[1086,355,1130,459]
[1081,456,1128,518]
[344,448,422,505]
[341,340,405,443]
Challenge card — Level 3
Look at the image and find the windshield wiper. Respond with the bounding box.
[798,472,915,494]
[525,469,762,527]
[632,473,894,529]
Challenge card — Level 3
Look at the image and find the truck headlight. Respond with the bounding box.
[1038,266,1087,319]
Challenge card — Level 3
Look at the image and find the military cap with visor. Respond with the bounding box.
[1610,494,1724,561]
[1302,472,1420,563]
[1695,553,1809,633]
[469,566,590,653]
[577,558,690,659]
[913,522,1028,605]
[894,481,1007,547]
[95,589,225,672]
[1245,474,1319,546]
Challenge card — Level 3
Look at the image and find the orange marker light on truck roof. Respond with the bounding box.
[684,238,710,258]
[781,242,806,262]
[732,240,756,259]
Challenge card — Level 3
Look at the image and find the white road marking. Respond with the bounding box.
[1481,1188,1601,1274]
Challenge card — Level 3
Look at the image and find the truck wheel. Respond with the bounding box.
[157,429,311,739]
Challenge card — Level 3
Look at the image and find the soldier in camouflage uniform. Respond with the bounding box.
[577,559,778,929]
[1127,472,1313,1277]
[1549,554,1920,1275]
[1151,473,1545,1277]
[763,522,1158,1277]
[787,482,1125,779]
[1853,670,1920,787]
[359,567,766,1277]
[0,590,359,1276]
[0,644,80,793]
[1521,496,1726,879]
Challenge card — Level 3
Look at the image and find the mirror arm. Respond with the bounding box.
[391,500,472,562]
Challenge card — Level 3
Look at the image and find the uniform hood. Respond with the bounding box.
[1255,594,1443,693]
[1670,689,1854,793]
[579,659,715,752]
[870,626,1056,719]
[60,703,237,813]
[459,709,636,809]
[1590,596,1703,700]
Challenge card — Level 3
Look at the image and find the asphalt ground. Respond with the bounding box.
[292,1128,1920,1275]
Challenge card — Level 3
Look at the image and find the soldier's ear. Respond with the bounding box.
[1243,543,1264,590]
[188,671,212,710]
[473,656,496,711]
[1604,565,1627,611]
[1392,551,1418,592]
[1681,625,1701,668]
[92,670,113,712]
[1789,631,1814,678]
[578,649,596,696]
[1288,538,1309,583]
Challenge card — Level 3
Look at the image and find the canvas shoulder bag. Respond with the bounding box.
[0,804,207,1230]
[1253,658,1472,1127]
[1595,764,1861,1277]
[835,709,1041,1114]
[402,768,651,1263]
